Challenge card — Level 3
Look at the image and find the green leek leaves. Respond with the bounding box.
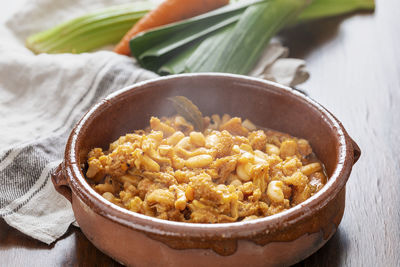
[26,0,375,77]
[26,2,156,54]
[130,0,310,75]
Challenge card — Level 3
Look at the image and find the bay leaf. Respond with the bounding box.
[168,96,204,132]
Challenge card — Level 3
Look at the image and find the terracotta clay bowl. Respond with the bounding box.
[52,73,360,267]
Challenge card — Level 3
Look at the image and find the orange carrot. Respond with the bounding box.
[114,0,229,55]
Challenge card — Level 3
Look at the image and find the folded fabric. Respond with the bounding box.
[249,41,309,87]
[0,0,309,244]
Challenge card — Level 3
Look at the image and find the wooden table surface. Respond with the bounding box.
[1,0,399,266]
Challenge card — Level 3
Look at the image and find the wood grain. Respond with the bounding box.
[1,0,399,265]
[289,0,400,265]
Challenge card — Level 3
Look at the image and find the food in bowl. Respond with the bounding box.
[52,74,361,266]
[86,110,327,223]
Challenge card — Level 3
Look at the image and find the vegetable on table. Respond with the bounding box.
[129,0,307,75]
[128,0,375,75]
[298,0,376,22]
[113,0,230,56]
[26,2,156,54]
[186,0,308,75]
[25,0,375,76]
[129,0,262,73]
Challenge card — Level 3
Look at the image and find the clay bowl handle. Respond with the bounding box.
[349,137,361,165]
[51,162,72,203]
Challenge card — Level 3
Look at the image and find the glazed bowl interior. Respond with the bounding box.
[77,74,339,177]
[71,73,348,233]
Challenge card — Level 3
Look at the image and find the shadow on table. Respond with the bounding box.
[279,11,375,60]
[70,224,349,267]
[0,218,74,250]
[73,226,123,267]
[293,228,350,267]
[1,217,350,267]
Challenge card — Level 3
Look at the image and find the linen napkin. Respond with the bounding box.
[0,0,309,244]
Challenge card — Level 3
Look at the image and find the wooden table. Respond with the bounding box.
[1,0,399,266]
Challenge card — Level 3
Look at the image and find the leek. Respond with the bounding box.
[129,0,374,76]
[186,0,308,74]
[129,0,266,69]
[26,2,156,54]
[25,0,375,62]
[158,43,200,75]
[136,14,243,72]
[298,0,375,22]
[130,0,266,57]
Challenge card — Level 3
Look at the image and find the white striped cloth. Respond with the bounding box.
[0,0,308,244]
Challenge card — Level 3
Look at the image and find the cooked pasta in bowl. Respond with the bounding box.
[51,73,360,267]
[86,112,327,223]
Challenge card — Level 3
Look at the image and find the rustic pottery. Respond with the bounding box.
[52,73,360,267]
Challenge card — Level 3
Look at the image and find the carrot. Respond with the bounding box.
[114,0,229,55]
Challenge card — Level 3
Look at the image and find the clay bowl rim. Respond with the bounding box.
[65,72,355,239]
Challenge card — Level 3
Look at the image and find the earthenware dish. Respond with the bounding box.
[52,73,360,267]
